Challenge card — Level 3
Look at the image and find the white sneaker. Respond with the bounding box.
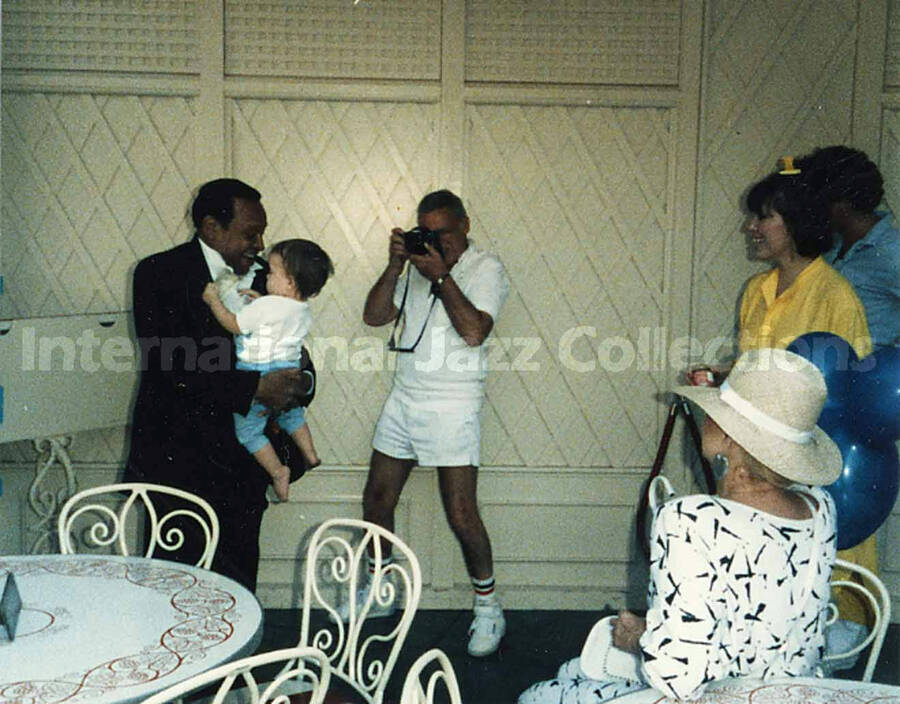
[467,602,505,656]
[332,580,397,623]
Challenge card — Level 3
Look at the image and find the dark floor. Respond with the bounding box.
[255,609,899,704]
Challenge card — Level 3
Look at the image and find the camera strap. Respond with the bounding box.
[389,266,438,353]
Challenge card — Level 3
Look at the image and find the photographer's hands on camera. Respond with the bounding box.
[387,228,410,272]
[409,247,450,286]
[387,228,449,283]
[364,224,493,347]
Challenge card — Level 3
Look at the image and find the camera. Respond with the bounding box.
[402,226,442,256]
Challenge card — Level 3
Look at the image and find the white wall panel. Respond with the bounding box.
[465,1,682,85]
[225,1,441,80]
[230,98,439,466]
[887,0,900,89]
[1,1,198,74]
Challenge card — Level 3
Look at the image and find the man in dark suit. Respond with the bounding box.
[126,178,312,590]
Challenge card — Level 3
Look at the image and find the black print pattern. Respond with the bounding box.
[642,487,836,700]
[518,487,836,704]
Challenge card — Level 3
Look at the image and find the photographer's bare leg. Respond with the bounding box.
[438,464,505,656]
[437,465,493,579]
[332,450,415,623]
[362,449,416,554]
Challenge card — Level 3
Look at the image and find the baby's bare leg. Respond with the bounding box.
[253,443,291,502]
[291,424,321,468]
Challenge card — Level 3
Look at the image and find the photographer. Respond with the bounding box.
[358,189,510,657]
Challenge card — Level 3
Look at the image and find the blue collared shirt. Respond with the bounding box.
[825,212,900,350]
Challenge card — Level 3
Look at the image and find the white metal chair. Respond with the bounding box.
[647,475,676,512]
[823,557,891,682]
[399,649,463,704]
[140,646,330,704]
[57,482,219,568]
[279,518,422,704]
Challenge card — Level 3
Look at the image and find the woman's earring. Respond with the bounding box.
[712,453,730,481]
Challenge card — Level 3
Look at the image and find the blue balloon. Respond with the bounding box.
[818,421,899,550]
[787,332,859,410]
[846,346,900,442]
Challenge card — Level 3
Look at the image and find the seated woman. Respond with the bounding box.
[519,348,841,704]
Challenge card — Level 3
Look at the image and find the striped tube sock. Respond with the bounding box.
[472,575,497,605]
[367,554,393,575]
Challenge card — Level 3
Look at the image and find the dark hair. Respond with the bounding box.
[191,178,261,230]
[269,239,334,298]
[417,189,468,220]
[797,145,884,213]
[745,172,832,257]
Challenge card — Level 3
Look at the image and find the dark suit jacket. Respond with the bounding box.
[125,237,313,588]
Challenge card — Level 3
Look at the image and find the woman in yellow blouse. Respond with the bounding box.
[692,165,873,657]
[739,167,874,659]
[738,169,871,359]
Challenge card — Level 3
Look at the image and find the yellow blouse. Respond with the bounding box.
[738,256,872,358]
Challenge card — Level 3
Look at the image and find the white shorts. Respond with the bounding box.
[372,389,482,467]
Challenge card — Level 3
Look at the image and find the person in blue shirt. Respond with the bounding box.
[796,146,897,670]
[798,146,900,349]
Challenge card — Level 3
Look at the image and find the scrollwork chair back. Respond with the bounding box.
[57,482,219,569]
[140,646,330,704]
[823,557,891,682]
[399,648,463,704]
[290,518,422,704]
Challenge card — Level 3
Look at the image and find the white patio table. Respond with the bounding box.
[0,554,264,704]
[609,676,900,704]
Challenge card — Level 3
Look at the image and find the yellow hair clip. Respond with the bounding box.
[778,156,801,175]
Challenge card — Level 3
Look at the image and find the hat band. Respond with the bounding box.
[719,381,813,444]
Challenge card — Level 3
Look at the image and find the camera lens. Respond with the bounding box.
[403,226,430,255]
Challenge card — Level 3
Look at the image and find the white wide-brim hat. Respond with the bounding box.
[674,348,842,486]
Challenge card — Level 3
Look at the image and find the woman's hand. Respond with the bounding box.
[685,366,716,387]
[612,609,646,654]
[683,362,732,387]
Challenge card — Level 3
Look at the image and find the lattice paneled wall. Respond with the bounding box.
[226,96,676,468]
[230,98,440,465]
[692,0,857,355]
[1,94,196,320]
[884,109,900,214]
[467,104,673,468]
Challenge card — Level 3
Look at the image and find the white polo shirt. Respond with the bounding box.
[391,243,509,403]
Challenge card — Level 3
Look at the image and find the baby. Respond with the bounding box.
[203,238,333,501]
